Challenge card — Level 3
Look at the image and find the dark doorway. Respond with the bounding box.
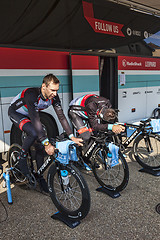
[99,56,118,109]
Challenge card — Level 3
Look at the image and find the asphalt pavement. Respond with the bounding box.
[0,152,159,240]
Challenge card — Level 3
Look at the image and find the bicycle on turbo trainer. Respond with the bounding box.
[75,130,129,197]
[112,118,160,176]
[7,140,91,224]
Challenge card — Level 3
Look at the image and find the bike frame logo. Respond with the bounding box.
[82,1,124,37]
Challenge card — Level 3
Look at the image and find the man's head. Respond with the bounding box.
[41,74,60,99]
[99,106,117,123]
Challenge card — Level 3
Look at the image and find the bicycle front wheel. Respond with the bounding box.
[133,133,160,170]
[92,146,129,192]
[47,163,90,220]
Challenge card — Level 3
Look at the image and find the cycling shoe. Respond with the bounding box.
[38,176,49,193]
[26,173,36,189]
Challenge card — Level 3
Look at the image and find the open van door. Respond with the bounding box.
[99,56,118,109]
[70,54,100,100]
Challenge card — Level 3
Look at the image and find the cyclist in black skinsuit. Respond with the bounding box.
[8,74,83,191]
[68,94,125,141]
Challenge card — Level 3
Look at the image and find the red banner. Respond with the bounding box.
[118,56,160,70]
[82,1,124,37]
[71,55,99,69]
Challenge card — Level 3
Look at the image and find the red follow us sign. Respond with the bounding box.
[82,1,124,37]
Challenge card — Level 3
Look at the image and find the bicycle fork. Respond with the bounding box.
[144,135,153,153]
[56,164,72,193]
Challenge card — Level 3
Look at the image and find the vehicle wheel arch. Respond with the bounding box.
[10,112,59,145]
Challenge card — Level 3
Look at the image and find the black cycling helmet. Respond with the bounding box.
[99,106,117,123]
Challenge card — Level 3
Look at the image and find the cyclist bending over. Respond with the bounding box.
[68,94,125,142]
[8,74,83,192]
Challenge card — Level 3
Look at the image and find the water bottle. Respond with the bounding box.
[107,152,112,166]
[61,170,69,186]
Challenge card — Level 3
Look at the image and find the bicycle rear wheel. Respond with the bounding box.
[7,144,35,188]
[92,146,129,192]
[47,163,90,220]
[133,133,160,170]
[8,144,27,184]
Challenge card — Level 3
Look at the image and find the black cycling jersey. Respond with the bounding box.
[69,94,112,132]
[9,87,72,143]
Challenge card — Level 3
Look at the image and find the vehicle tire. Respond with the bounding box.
[10,125,23,146]
[47,163,91,220]
[92,146,129,192]
[39,112,59,140]
[133,133,160,170]
[10,112,59,145]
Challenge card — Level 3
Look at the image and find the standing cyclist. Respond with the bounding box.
[8,74,83,192]
[68,94,125,142]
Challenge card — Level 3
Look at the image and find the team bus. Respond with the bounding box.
[0,47,160,156]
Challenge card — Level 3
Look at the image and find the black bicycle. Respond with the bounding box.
[112,118,160,171]
[7,142,91,220]
[76,130,129,193]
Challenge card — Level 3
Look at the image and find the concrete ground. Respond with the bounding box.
[0,151,159,240]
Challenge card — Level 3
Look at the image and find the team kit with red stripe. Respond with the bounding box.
[68,94,112,141]
[8,87,73,151]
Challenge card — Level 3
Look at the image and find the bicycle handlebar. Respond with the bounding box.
[123,118,152,128]
[91,118,153,140]
[69,143,79,149]
[139,118,151,124]
[53,143,79,158]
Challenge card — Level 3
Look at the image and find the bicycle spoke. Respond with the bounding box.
[96,160,124,186]
[11,152,17,163]
[67,192,81,209]
[53,171,83,211]
[134,134,160,168]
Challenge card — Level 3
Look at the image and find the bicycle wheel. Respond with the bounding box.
[133,133,160,170]
[8,144,35,186]
[47,163,90,220]
[8,144,27,184]
[92,146,129,192]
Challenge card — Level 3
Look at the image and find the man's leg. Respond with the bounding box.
[68,109,99,168]
[8,108,38,177]
[68,109,93,163]
[33,142,49,193]
[68,110,91,142]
